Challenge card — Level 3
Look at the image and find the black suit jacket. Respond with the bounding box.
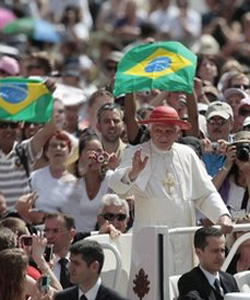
[55,284,129,300]
[178,266,239,300]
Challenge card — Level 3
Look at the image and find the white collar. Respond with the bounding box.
[79,277,102,300]
[150,139,173,155]
[54,252,71,265]
[199,265,220,286]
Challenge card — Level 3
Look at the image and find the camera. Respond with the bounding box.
[236,142,250,161]
[211,142,218,152]
[96,153,106,164]
[21,236,33,246]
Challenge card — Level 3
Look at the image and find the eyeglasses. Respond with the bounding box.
[239,108,250,116]
[100,213,127,222]
[0,122,19,129]
[207,119,228,126]
[232,84,249,90]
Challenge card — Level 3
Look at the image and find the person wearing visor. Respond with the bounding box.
[107,105,232,276]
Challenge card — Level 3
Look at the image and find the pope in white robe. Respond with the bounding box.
[107,106,232,298]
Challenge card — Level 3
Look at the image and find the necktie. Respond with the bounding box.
[80,295,88,300]
[214,278,223,296]
[58,257,71,289]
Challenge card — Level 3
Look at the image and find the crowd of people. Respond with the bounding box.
[1,0,250,299]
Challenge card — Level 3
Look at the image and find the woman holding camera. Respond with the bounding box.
[213,131,250,218]
[62,128,118,232]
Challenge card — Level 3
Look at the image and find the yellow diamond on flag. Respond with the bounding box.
[0,82,48,115]
[125,48,192,79]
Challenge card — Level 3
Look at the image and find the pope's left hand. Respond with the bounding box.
[216,215,233,234]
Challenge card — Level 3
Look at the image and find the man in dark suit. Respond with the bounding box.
[54,239,128,300]
[45,213,76,289]
[178,227,239,300]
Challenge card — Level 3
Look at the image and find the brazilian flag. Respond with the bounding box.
[0,77,53,123]
[113,41,197,97]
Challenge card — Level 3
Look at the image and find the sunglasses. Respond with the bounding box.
[207,119,228,126]
[101,213,127,222]
[0,122,19,129]
[239,108,250,116]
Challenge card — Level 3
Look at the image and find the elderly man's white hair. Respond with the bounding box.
[100,194,129,217]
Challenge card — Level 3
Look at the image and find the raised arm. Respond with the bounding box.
[31,117,55,156]
[212,144,236,191]
[185,92,199,138]
[32,234,62,292]
[124,93,140,144]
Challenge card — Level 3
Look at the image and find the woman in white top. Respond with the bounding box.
[31,130,77,212]
[62,128,115,232]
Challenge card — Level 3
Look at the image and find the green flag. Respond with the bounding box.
[113,41,197,97]
[0,77,53,123]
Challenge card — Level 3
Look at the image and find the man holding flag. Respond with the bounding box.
[0,78,55,211]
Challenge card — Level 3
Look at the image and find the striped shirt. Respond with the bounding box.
[0,139,36,210]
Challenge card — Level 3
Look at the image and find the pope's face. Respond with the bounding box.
[149,123,179,151]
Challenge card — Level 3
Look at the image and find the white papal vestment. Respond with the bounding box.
[107,141,229,275]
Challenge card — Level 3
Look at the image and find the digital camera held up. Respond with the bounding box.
[236,142,250,162]
[96,153,106,164]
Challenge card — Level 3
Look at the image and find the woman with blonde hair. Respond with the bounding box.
[0,248,28,300]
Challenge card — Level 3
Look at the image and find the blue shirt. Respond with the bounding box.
[202,152,226,177]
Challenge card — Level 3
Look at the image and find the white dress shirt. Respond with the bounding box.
[79,277,102,300]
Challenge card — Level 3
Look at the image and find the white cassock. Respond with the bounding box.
[107,140,229,277]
